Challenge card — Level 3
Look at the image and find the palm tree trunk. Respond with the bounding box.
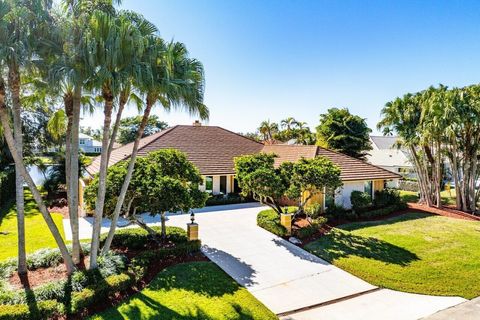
[101,100,154,254]
[106,90,127,164]
[435,140,442,208]
[8,64,26,275]
[0,80,76,274]
[90,93,114,269]
[449,142,462,210]
[69,86,81,264]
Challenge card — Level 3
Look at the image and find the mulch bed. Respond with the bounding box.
[407,203,480,221]
[9,264,69,289]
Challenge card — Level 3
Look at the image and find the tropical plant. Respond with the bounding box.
[258,120,279,143]
[117,115,167,144]
[316,108,372,159]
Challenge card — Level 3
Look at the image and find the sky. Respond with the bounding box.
[80,0,480,135]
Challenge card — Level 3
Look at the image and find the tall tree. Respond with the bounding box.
[100,38,209,254]
[258,120,278,143]
[316,107,372,159]
[117,115,168,144]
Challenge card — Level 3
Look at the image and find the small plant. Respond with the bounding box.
[350,191,372,212]
[325,204,348,220]
[373,188,402,208]
[304,203,323,219]
[257,209,288,237]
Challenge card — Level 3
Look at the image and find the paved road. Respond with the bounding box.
[67,204,467,319]
[423,297,480,320]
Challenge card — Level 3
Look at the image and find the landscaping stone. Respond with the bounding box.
[288,236,302,245]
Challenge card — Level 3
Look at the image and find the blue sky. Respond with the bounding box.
[81,0,480,134]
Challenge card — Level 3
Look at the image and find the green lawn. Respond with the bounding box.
[399,189,456,205]
[91,262,277,320]
[305,212,480,299]
[0,190,65,261]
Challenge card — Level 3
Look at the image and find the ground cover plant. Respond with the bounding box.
[90,261,278,320]
[0,191,65,261]
[305,212,480,299]
[0,227,202,319]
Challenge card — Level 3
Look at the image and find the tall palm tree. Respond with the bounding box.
[280,117,298,131]
[101,37,209,254]
[258,120,278,143]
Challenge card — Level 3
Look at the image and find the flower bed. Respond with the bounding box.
[0,227,202,319]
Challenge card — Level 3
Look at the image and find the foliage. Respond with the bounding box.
[295,217,327,239]
[306,212,480,299]
[316,107,372,159]
[255,117,316,145]
[235,153,341,215]
[117,115,168,145]
[0,299,63,320]
[0,168,14,207]
[91,262,278,320]
[357,203,407,219]
[325,204,348,220]
[99,226,188,250]
[350,191,372,212]
[205,193,252,206]
[373,189,402,208]
[85,150,207,218]
[304,202,323,219]
[256,209,288,237]
[378,84,480,212]
[398,180,419,192]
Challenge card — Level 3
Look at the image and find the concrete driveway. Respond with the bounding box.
[67,204,466,319]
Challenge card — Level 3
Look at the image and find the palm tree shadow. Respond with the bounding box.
[201,246,258,288]
[311,230,419,266]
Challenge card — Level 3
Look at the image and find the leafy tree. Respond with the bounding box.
[316,108,372,159]
[117,115,168,144]
[85,150,208,240]
[234,153,342,216]
[258,120,278,143]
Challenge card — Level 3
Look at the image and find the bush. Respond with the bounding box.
[305,203,323,219]
[257,210,288,237]
[373,188,402,208]
[399,180,419,192]
[0,168,15,208]
[325,204,348,220]
[0,299,64,320]
[97,252,127,278]
[71,273,134,314]
[295,217,327,239]
[205,193,251,206]
[100,226,188,250]
[350,191,372,212]
[358,203,408,220]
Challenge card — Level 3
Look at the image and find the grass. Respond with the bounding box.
[399,189,456,205]
[0,190,65,261]
[90,261,277,320]
[305,212,480,299]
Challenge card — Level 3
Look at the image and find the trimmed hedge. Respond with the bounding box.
[257,210,288,237]
[358,203,408,220]
[0,299,63,320]
[99,226,188,250]
[350,191,372,212]
[205,193,253,206]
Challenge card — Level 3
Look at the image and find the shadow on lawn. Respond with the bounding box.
[310,230,419,266]
[340,212,432,232]
[271,238,330,266]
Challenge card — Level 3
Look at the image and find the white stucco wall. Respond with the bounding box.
[335,181,365,209]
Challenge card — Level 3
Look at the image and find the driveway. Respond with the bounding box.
[67,204,466,319]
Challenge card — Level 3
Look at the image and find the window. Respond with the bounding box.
[205,176,213,193]
[220,176,227,195]
[364,180,373,198]
[79,139,85,145]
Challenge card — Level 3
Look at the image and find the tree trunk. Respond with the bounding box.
[69,86,82,264]
[106,89,128,164]
[8,64,26,275]
[101,100,154,254]
[449,142,462,210]
[435,140,442,208]
[0,83,76,274]
[90,92,114,269]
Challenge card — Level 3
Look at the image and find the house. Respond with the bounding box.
[367,136,415,187]
[84,123,400,211]
[79,133,121,154]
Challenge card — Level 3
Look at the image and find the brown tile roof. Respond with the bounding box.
[86,125,401,182]
[86,125,263,176]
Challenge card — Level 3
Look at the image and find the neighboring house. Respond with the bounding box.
[84,123,400,211]
[367,136,415,187]
[79,133,121,154]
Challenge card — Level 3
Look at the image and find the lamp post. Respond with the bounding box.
[187,210,198,241]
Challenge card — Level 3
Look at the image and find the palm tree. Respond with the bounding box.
[101,37,209,254]
[280,117,299,131]
[258,120,278,143]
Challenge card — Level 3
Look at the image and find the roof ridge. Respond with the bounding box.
[212,126,264,146]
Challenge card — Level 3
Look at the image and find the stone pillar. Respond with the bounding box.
[280,213,293,235]
[187,223,199,241]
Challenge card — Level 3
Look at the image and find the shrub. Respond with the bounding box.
[0,169,15,208]
[358,203,408,220]
[350,191,372,212]
[305,203,323,219]
[399,180,419,192]
[71,271,89,292]
[257,209,288,237]
[100,226,188,250]
[97,252,127,278]
[373,188,402,208]
[0,299,64,320]
[325,204,348,220]
[205,193,251,206]
[295,217,328,239]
